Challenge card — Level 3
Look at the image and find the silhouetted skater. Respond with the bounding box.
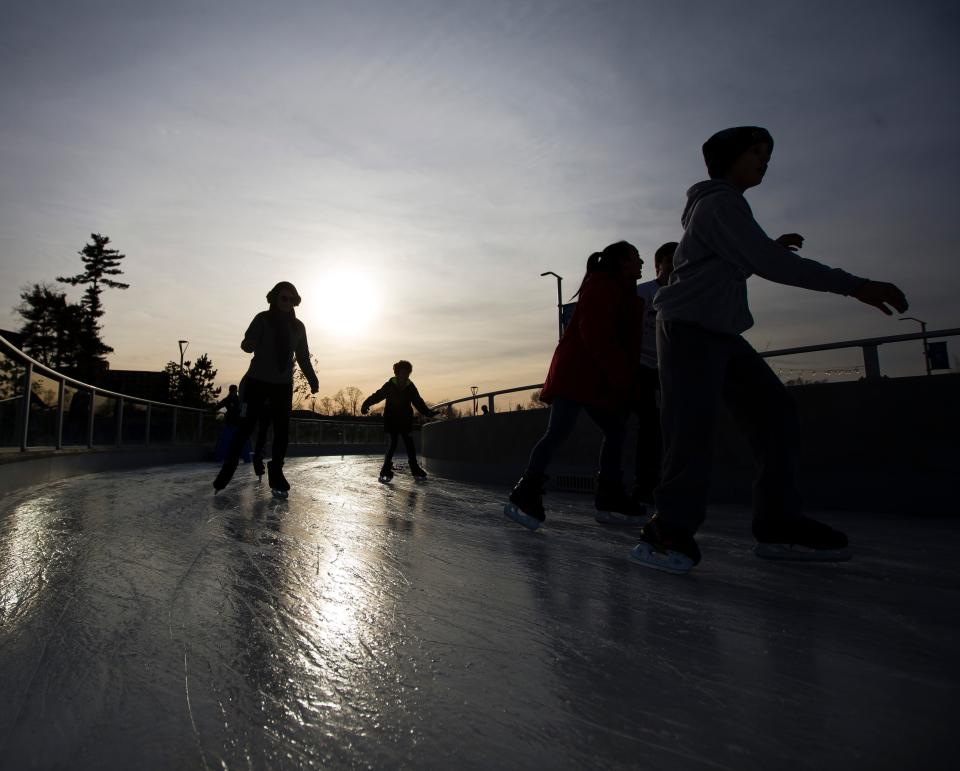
[632,126,909,574]
[361,360,436,482]
[630,241,676,507]
[505,241,646,530]
[213,281,319,497]
[213,384,251,462]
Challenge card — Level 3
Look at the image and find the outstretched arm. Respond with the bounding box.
[411,386,436,418]
[361,384,388,414]
[295,331,319,393]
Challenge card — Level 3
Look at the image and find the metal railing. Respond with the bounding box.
[430,328,960,414]
[0,334,385,452]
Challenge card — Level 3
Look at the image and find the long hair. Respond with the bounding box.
[570,241,637,299]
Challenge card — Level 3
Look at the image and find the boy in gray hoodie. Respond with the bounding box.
[631,126,908,574]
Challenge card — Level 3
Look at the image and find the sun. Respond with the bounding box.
[307,269,380,337]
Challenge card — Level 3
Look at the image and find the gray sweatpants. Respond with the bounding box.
[654,320,802,534]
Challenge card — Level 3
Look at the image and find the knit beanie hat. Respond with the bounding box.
[702,126,774,179]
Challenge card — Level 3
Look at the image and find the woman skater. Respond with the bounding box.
[505,241,646,530]
[213,281,318,496]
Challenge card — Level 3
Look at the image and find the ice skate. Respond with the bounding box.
[629,514,701,574]
[267,460,289,499]
[409,462,428,481]
[594,473,648,526]
[504,472,547,531]
[378,462,395,484]
[753,517,851,562]
[252,454,265,481]
[213,455,240,493]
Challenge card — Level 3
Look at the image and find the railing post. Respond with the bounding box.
[18,361,33,451]
[862,344,881,381]
[145,404,151,446]
[115,397,124,447]
[56,378,65,450]
[171,407,178,444]
[87,389,95,448]
[197,411,203,443]
[487,394,495,414]
[293,420,299,445]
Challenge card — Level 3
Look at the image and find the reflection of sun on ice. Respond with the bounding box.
[307,269,380,337]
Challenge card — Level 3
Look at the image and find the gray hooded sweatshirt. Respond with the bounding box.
[654,180,866,335]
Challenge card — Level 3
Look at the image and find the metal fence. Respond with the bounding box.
[430,327,960,415]
[0,335,385,452]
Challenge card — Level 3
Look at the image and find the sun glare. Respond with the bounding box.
[308,269,380,337]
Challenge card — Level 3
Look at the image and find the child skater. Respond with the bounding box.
[504,241,646,530]
[361,360,436,482]
[213,281,319,496]
[632,126,908,573]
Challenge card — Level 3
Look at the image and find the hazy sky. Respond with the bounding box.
[1,0,958,402]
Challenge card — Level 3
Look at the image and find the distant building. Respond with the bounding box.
[102,370,169,402]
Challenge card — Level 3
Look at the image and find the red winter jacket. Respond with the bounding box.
[540,272,642,410]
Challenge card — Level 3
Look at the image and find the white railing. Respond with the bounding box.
[0,334,384,452]
[430,328,960,414]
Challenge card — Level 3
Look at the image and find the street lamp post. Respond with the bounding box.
[899,317,930,375]
[178,340,189,402]
[470,386,479,416]
[540,271,564,341]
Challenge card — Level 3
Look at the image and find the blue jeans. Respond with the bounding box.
[527,398,626,477]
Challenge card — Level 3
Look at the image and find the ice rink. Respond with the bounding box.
[0,456,956,770]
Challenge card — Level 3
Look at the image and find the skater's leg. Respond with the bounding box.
[402,433,418,466]
[632,366,662,503]
[721,341,850,559]
[268,385,292,464]
[384,432,400,464]
[585,405,646,523]
[652,321,731,535]
[525,398,581,474]
[721,338,802,525]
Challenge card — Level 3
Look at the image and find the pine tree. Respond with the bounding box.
[163,354,221,408]
[15,283,85,371]
[57,233,129,375]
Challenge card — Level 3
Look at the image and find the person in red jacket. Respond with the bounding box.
[504,241,646,531]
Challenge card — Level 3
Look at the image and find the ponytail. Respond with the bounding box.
[570,241,637,299]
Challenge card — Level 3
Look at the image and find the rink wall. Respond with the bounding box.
[0,442,387,498]
[421,374,959,515]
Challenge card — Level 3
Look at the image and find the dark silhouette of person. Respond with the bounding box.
[632,126,909,574]
[213,384,251,462]
[630,241,677,506]
[361,360,435,481]
[213,281,318,495]
[504,241,646,530]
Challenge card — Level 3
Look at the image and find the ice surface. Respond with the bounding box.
[0,457,956,770]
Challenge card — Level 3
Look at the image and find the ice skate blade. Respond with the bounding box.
[504,502,542,531]
[595,509,648,526]
[629,542,695,574]
[271,488,289,499]
[754,543,852,562]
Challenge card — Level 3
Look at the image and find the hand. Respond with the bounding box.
[775,233,804,252]
[310,383,319,395]
[361,405,369,415]
[852,281,909,316]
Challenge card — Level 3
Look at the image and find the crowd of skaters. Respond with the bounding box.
[212,125,908,575]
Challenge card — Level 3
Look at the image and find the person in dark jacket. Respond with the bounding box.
[361,360,436,481]
[504,241,646,531]
[213,281,318,495]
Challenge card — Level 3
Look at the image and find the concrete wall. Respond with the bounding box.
[0,443,388,499]
[422,374,959,514]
